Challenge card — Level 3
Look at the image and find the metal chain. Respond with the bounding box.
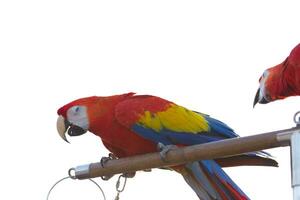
[114,174,127,200]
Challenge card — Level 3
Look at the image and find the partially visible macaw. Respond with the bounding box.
[57,93,277,200]
[254,43,300,106]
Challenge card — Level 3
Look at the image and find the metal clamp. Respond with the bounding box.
[67,164,91,180]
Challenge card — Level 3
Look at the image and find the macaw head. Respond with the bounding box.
[56,96,99,143]
[56,93,135,142]
[253,65,280,106]
[253,43,300,107]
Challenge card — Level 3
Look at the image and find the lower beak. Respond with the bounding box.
[56,115,87,143]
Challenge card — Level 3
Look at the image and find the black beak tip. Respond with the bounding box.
[253,101,257,108]
[253,89,260,108]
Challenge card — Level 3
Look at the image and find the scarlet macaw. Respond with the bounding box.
[57,93,277,200]
[254,43,300,106]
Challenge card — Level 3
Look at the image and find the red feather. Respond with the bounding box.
[261,43,300,102]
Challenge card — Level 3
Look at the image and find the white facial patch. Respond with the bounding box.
[66,106,89,130]
[259,70,269,100]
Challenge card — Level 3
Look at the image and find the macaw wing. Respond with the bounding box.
[115,95,239,146]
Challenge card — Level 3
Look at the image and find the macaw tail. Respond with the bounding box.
[177,160,249,200]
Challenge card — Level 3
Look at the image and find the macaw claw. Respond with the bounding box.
[157,142,178,161]
[99,153,118,180]
[100,153,118,167]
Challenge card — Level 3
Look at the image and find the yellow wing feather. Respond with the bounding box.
[138,104,210,133]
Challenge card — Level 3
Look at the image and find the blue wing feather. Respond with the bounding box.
[204,115,239,138]
[132,123,231,146]
[132,111,239,146]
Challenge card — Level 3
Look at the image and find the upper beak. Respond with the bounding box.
[253,88,260,108]
[253,88,269,107]
[57,115,70,143]
[56,115,87,143]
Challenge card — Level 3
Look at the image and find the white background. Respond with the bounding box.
[1,1,300,199]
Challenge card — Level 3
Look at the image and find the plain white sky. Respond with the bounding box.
[1,1,300,199]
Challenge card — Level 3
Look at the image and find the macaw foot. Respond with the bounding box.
[100,153,136,180]
[157,142,178,162]
[100,153,117,167]
[100,153,118,180]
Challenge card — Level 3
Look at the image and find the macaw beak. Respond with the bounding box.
[56,115,87,143]
[253,88,269,107]
[253,89,260,108]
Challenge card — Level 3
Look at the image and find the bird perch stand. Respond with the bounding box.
[291,130,300,199]
[69,126,300,200]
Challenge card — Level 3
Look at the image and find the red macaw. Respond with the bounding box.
[57,93,277,200]
[254,43,300,106]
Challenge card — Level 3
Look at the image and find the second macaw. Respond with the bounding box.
[254,43,300,106]
[57,93,277,200]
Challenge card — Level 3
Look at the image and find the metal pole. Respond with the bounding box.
[291,131,300,200]
[71,127,298,180]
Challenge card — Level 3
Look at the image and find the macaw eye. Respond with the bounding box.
[262,70,268,78]
[259,70,269,82]
[75,106,80,112]
[70,106,80,114]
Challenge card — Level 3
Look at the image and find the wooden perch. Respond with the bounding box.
[71,127,300,180]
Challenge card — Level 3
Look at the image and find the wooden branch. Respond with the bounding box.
[71,127,299,180]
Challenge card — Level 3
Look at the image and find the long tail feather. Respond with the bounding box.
[216,154,278,168]
[178,160,250,200]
